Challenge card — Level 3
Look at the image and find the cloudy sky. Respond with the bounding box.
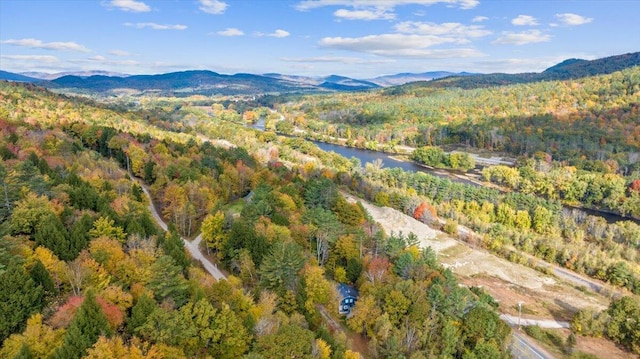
[1,0,638,77]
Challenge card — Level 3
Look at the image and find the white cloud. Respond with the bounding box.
[256,29,291,38]
[472,16,488,22]
[555,13,593,26]
[217,28,244,36]
[0,54,63,73]
[70,57,140,67]
[394,21,492,39]
[296,0,479,11]
[320,34,447,52]
[297,0,478,20]
[271,29,290,38]
[493,30,551,45]
[319,34,483,58]
[199,0,228,14]
[1,54,59,63]
[281,56,395,64]
[334,8,395,20]
[1,38,90,52]
[511,15,538,26]
[317,20,489,58]
[103,0,150,12]
[109,49,130,56]
[125,22,187,30]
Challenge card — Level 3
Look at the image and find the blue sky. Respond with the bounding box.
[1,0,638,78]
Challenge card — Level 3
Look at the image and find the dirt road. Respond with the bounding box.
[134,176,227,281]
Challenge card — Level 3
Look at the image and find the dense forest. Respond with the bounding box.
[276,67,640,172]
[257,67,640,222]
[0,82,517,358]
[2,62,639,357]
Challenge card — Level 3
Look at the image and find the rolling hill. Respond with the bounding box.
[0,70,41,83]
[46,70,380,95]
[420,51,640,89]
[2,51,637,95]
[19,70,130,80]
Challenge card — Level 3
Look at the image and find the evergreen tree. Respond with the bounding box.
[143,160,156,184]
[0,266,43,342]
[304,177,338,210]
[28,260,55,297]
[260,241,306,294]
[161,229,190,270]
[126,293,157,336]
[224,219,269,266]
[52,290,112,359]
[147,256,190,307]
[131,183,143,202]
[34,212,73,261]
[68,214,93,258]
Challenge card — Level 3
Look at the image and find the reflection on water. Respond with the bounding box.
[247,121,636,224]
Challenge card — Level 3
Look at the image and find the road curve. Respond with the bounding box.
[134,176,227,281]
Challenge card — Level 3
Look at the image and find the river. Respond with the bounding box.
[249,118,637,224]
[311,140,637,224]
[251,117,479,185]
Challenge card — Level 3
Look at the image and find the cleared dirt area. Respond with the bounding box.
[344,193,457,253]
[347,194,610,318]
[574,331,638,359]
[460,275,606,322]
[348,193,608,316]
[344,194,634,357]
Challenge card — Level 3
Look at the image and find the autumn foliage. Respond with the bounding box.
[49,296,124,330]
[413,202,438,222]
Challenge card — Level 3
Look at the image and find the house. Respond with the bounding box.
[337,283,359,315]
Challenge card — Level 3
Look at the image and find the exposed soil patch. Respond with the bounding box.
[573,331,638,359]
[344,193,457,253]
[460,275,607,322]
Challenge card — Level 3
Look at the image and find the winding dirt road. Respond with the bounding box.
[134,176,227,281]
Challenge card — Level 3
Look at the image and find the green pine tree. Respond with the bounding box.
[0,266,43,342]
[28,260,55,297]
[52,290,112,359]
[127,293,157,335]
[162,230,190,270]
[68,214,93,258]
[34,212,73,261]
[147,256,190,307]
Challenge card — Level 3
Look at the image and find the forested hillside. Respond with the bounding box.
[423,51,640,89]
[0,82,516,358]
[278,67,640,171]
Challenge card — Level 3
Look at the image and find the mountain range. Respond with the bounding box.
[1,52,638,95]
[20,70,130,81]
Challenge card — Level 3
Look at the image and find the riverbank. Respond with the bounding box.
[207,108,638,224]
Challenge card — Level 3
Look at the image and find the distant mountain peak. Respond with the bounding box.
[368,71,475,87]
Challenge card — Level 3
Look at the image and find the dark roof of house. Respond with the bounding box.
[337,283,359,299]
